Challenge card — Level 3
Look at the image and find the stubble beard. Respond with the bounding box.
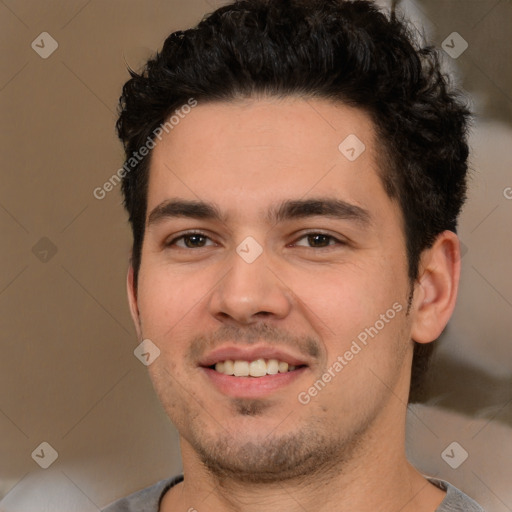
[182,397,374,485]
[150,320,410,486]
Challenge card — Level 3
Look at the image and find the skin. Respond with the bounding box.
[127,97,461,512]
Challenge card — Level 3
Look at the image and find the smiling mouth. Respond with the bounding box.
[209,359,307,377]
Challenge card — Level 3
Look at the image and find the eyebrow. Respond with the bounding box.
[267,198,371,226]
[147,199,225,226]
[147,197,371,227]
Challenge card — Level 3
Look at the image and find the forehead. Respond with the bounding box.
[146,97,393,223]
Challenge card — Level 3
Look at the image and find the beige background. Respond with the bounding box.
[0,0,511,510]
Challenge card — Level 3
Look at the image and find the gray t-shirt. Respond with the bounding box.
[102,475,485,511]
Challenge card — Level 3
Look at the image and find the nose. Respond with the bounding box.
[207,244,293,325]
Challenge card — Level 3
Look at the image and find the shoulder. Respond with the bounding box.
[102,475,184,512]
[429,478,486,512]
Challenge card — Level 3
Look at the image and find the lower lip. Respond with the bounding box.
[201,367,307,399]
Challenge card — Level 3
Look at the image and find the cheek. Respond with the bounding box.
[284,261,409,370]
[136,264,211,342]
[283,262,388,336]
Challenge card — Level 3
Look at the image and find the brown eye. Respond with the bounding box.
[167,233,215,248]
[183,234,208,248]
[294,233,342,248]
[306,234,332,247]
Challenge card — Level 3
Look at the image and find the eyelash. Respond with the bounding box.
[165,231,346,249]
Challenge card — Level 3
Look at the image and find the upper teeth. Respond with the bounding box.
[214,359,297,377]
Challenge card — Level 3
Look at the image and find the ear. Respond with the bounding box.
[410,231,461,344]
[127,264,142,340]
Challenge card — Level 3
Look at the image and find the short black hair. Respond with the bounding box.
[116,0,471,402]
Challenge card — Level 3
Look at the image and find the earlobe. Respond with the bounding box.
[410,231,461,344]
[126,264,142,339]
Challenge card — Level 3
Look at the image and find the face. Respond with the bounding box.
[129,97,416,482]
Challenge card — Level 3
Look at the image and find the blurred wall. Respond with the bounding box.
[0,0,510,510]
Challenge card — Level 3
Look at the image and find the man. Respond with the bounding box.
[105,0,484,510]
